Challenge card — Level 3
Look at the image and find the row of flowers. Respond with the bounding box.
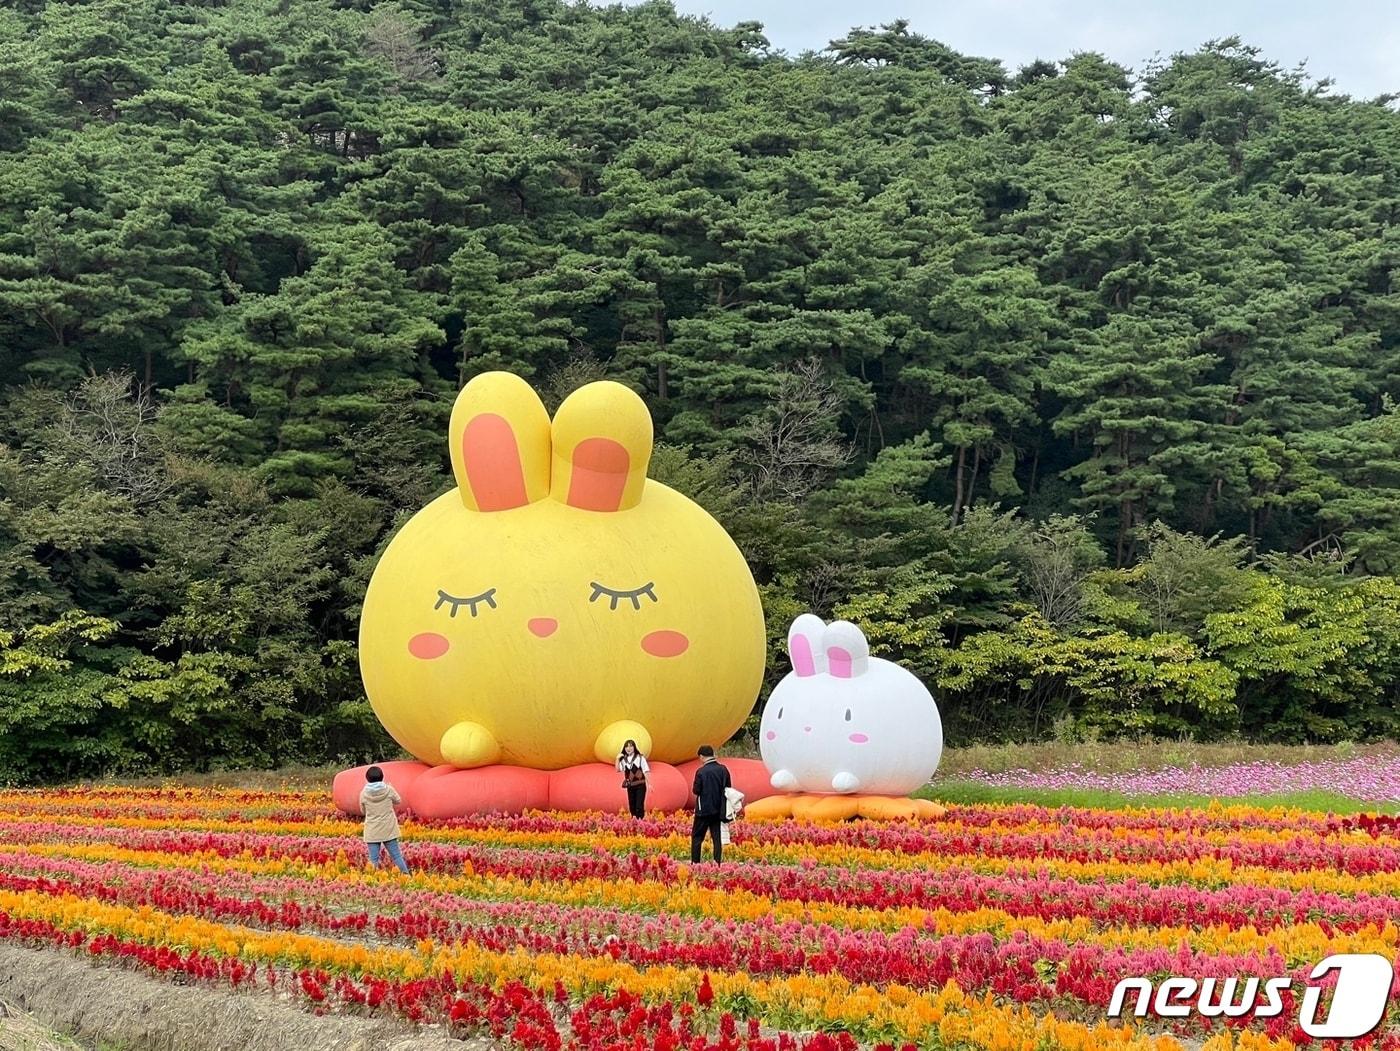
[8,816,1400,915]
[7,788,1383,832]
[4,843,1399,975]
[11,841,1400,938]
[0,889,1320,1051]
[8,815,1400,902]
[7,790,1398,853]
[2,909,895,1051]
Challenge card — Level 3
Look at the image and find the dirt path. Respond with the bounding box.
[0,1001,88,1051]
[0,944,496,1051]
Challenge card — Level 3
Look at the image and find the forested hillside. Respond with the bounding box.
[3,0,1400,780]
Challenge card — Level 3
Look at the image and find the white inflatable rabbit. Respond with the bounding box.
[759,614,943,796]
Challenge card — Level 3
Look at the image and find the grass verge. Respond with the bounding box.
[918,780,1399,814]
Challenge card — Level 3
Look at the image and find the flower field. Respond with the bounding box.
[957,753,1400,803]
[1,789,1398,1051]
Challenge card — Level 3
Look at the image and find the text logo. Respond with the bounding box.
[1107,953,1394,1039]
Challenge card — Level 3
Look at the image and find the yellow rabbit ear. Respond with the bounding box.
[550,381,652,512]
[449,372,551,511]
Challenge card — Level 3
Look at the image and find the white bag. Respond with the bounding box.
[723,786,745,821]
[721,786,744,848]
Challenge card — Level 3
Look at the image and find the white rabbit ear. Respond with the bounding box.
[822,620,869,678]
[786,614,827,677]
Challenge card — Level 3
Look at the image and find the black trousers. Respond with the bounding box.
[625,782,647,819]
[691,812,723,863]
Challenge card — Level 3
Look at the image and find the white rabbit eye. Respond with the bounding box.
[844,708,852,721]
[777,707,783,719]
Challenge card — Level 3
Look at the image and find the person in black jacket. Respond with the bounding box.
[690,744,731,863]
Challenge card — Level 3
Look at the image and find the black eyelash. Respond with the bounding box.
[435,588,497,618]
[589,581,658,611]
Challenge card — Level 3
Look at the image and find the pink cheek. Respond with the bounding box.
[765,731,776,741]
[641,630,689,658]
[408,632,450,660]
[848,733,870,744]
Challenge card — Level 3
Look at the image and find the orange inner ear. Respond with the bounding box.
[464,413,528,510]
[566,437,630,511]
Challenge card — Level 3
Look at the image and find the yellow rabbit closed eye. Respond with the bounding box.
[590,581,658,610]
[435,588,498,618]
[359,371,765,771]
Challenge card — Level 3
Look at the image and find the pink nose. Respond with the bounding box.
[804,726,812,733]
[528,618,558,638]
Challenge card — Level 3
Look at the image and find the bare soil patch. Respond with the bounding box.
[0,1001,87,1051]
[0,944,495,1051]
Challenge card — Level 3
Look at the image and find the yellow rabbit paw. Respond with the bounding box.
[594,721,653,764]
[440,721,502,768]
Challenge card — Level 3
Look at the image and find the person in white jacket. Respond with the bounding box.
[360,766,410,873]
[721,786,745,847]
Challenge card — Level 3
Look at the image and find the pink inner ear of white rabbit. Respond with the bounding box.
[789,633,817,676]
[828,646,853,678]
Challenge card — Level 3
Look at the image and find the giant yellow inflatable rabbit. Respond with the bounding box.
[356,371,766,784]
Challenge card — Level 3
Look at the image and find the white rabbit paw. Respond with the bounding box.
[831,771,861,793]
[770,768,799,790]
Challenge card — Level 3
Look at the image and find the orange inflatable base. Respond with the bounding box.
[332,757,777,819]
[744,793,947,822]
